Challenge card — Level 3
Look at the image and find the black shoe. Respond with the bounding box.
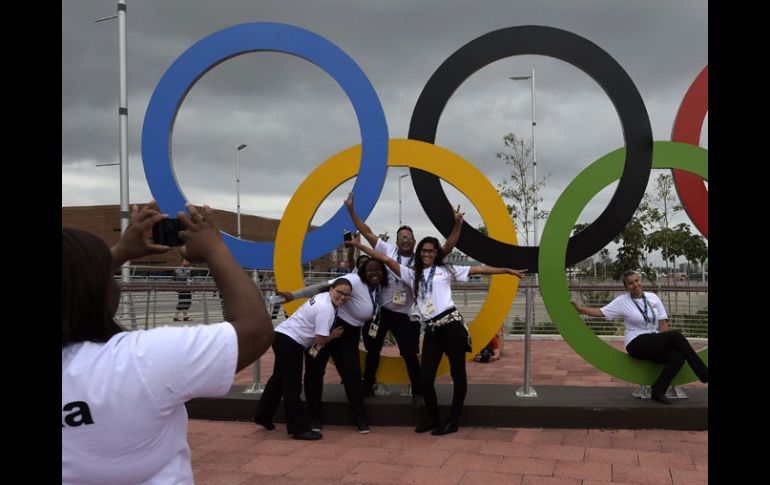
[414,419,437,433]
[700,370,708,384]
[183,317,190,321]
[355,421,370,434]
[310,419,323,432]
[410,394,425,412]
[253,416,275,430]
[431,421,459,436]
[293,430,323,440]
[650,393,672,405]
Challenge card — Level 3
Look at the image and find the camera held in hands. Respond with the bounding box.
[152,218,185,247]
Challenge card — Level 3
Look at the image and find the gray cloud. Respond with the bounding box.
[63,0,707,264]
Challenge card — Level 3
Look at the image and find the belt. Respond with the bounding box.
[426,307,461,327]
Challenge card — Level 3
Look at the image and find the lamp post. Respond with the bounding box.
[511,69,539,399]
[235,144,248,239]
[510,68,537,247]
[398,173,409,226]
[95,1,134,326]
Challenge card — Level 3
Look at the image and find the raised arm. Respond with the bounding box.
[468,266,527,278]
[110,200,171,270]
[571,300,606,319]
[441,204,465,256]
[179,203,274,372]
[344,192,379,248]
[346,237,401,277]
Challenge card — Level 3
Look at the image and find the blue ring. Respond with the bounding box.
[141,23,388,269]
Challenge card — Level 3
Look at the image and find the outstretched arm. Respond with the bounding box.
[468,266,527,278]
[275,281,332,303]
[441,205,465,256]
[344,192,379,248]
[346,237,401,277]
[571,300,606,318]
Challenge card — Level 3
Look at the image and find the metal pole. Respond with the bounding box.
[516,279,538,397]
[235,144,247,239]
[398,174,409,226]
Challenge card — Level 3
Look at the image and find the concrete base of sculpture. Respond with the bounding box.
[186,383,707,430]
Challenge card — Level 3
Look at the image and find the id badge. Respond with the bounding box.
[393,290,407,305]
[368,321,379,338]
[308,343,322,358]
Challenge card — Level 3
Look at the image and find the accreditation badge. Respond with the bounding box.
[418,297,435,317]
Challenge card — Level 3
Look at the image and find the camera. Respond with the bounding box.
[343,230,352,242]
[152,218,185,247]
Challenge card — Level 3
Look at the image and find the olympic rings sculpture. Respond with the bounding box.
[141,22,707,385]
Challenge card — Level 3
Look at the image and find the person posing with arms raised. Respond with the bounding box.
[277,257,388,434]
[62,201,274,485]
[346,230,526,436]
[344,192,463,410]
[572,270,708,404]
[253,279,351,440]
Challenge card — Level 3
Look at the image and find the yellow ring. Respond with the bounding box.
[274,139,519,383]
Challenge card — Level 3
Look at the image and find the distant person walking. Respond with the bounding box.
[174,259,192,321]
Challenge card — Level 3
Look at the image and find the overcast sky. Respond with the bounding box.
[62,0,707,266]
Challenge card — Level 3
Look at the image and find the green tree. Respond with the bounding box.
[642,173,684,274]
[496,133,549,245]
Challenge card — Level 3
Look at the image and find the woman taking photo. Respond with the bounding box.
[572,270,708,404]
[253,278,351,440]
[347,230,526,436]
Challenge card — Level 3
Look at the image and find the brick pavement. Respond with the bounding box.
[189,339,707,484]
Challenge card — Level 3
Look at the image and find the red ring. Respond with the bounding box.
[671,66,708,238]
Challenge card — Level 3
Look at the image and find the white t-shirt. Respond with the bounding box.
[374,239,416,313]
[335,274,377,327]
[400,264,470,320]
[276,291,336,348]
[62,322,238,485]
[600,291,669,348]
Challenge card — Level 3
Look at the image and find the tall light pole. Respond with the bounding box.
[96,1,133,325]
[398,173,409,226]
[510,68,537,247]
[235,144,248,239]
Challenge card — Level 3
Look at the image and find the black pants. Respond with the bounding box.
[626,330,708,396]
[254,333,311,435]
[419,319,468,425]
[303,318,367,423]
[362,307,422,395]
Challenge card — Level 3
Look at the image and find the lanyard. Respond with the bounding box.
[369,286,381,317]
[631,294,656,328]
[397,253,415,267]
[419,266,436,300]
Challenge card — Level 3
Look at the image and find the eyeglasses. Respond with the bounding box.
[334,289,352,298]
[397,236,414,241]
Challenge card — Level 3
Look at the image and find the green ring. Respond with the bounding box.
[539,141,708,384]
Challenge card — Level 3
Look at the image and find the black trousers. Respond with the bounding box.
[254,332,310,435]
[419,319,468,425]
[626,330,708,396]
[362,307,422,395]
[303,318,367,423]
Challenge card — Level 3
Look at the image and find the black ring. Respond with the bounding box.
[408,25,652,272]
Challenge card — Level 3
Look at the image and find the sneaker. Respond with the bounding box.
[293,430,323,440]
[355,421,370,434]
[310,419,323,432]
[650,393,672,405]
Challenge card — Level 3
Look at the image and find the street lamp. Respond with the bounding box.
[235,144,248,239]
[510,68,538,247]
[95,1,134,325]
[398,173,410,226]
